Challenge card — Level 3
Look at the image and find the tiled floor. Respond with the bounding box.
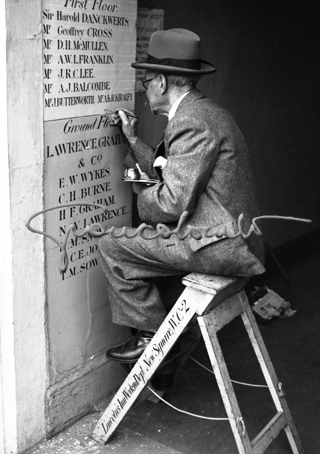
[25,254,320,454]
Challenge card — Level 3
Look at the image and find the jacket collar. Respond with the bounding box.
[168,90,192,121]
[173,88,205,115]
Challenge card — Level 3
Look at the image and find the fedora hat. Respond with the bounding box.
[131,29,216,75]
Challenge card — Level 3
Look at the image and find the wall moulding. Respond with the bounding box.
[46,353,128,437]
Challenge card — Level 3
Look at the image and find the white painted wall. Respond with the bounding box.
[0,1,47,452]
[0,5,15,452]
[0,1,134,451]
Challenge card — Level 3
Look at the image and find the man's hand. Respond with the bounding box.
[111,108,138,146]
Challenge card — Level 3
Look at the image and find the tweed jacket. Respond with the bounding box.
[124,89,265,267]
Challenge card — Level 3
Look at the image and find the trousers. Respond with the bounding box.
[97,226,264,332]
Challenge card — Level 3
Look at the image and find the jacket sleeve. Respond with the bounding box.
[137,114,221,223]
[123,137,157,177]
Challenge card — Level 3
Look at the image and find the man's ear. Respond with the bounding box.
[158,74,168,94]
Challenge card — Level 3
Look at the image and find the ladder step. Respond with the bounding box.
[252,411,287,454]
[92,273,305,454]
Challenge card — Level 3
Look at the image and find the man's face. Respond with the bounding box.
[144,72,162,115]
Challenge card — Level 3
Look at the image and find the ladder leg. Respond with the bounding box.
[198,309,254,454]
[240,292,305,454]
[284,426,305,454]
[92,286,213,445]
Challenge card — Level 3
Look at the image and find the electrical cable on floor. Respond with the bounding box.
[189,356,268,388]
[147,386,229,421]
[145,356,268,421]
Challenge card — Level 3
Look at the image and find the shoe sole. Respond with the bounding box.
[105,353,140,363]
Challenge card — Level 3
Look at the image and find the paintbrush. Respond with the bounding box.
[105,109,150,181]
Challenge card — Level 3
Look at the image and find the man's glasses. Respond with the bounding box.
[141,76,158,89]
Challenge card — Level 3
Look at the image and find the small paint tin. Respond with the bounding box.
[124,168,140,180]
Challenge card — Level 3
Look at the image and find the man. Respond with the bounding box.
[98,29,265,363]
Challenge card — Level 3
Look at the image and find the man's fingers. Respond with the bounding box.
[115,107,135,116]
[117,109,129,123]
[110,109,136,125]
[110,114,121,125]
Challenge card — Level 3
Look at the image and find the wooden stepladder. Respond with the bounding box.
[92,273,305,454]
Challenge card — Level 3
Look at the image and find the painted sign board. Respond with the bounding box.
[41,0,137,375]
[135,7,164,92]
[44,115,132,283]
[42,0,137,120]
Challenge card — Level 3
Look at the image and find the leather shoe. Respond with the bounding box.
[106,330,154,363]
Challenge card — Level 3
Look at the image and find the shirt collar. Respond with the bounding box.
[168,90,191,121]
